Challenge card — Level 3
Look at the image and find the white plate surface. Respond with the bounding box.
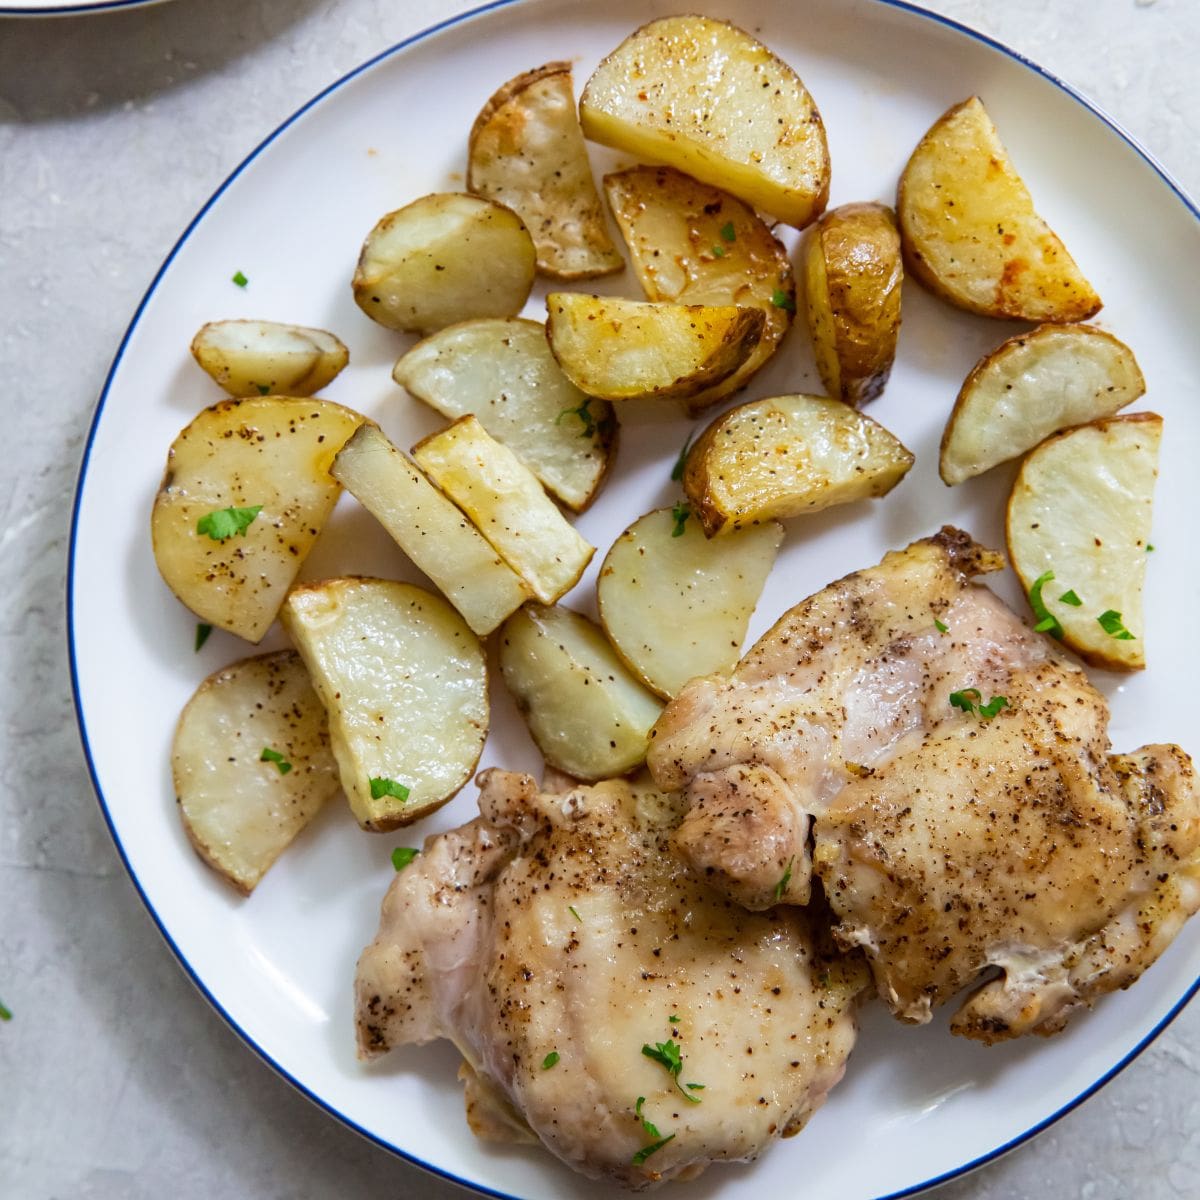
[69,1,1200,1197]
[1,0,167,13]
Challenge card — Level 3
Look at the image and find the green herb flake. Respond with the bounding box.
[711,244,726,258]
[670,501,691,538]
[232,270,248,288]
[1147,543,1155,552]
[632,1134,676,1166]
[642,1037,703,1103]
[773,856,794,903]
[770,288,796,312]
[556,397,597,438]
[391,847,419,871]
[260,747,292,775]
[1098,610,1136,641]
[642,1040,683,1075]
[194,623,213,652]
[950,688,1008,720]
[934,618,949,634]
[370,777,411,802]
[542,1051,560,1070]
[196,504,263,541]
[668,1014,680,1024]
[255,383,270,396]
[0,997,10,1021]
[719,221,736,243]
[671,431,695,482]
[1059,589,1083,607]
[568,905,582,922]
[1028,569,1063,639]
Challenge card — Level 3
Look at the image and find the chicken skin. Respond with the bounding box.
[648,528,1200,1040]
[355,769,867,1189]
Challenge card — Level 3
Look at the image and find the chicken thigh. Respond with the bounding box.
[356,769,867,1189]
[648,528,1200,1040]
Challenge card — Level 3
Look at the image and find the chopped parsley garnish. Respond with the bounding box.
[632,1134,676,1165]
[556,397,598,438]
[670,501,691,538]
[1098,609,1135,640]
[1147,543,1155,552]
[196,504,262,541]
[260,747,292,774]
[934,618,949,634]
[711,244,726,258]
[642,1036,703,1103]
[668,1014,680,1024]
[0,996,10,1021]
[542,1051,560,1070]
[671,431,695,482]
[685,1083,705,1091]
[771,288,796,312]
[773,857,794,903]
[391,847,418,871]
[632,1097,671,1160]
[949,688,1008,719]
[255,383,270,395]
[1028,569,1063,638]
[194,623,213,652]
[1058,589,1083,607]
[232,270,248,288]
[370,777,410,802]
[642,1039,682,1074]
[568,905,582,922]
[719,221,736,243]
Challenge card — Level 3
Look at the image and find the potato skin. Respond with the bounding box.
[468,62,623,280]
[683,393,914,536]
[897,97,1101,322]
[803,202,902,407]
[580,15,830,228]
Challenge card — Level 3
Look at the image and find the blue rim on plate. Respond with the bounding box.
[67,2,1200,1197]
[0,0,164,15]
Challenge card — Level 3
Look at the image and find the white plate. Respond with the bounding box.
[0,0,167,13]
[69,1,1200,1197]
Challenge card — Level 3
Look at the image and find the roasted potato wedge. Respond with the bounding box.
[468,62,623,280]
[151,397,364,642]
[1006,413,1161,671]
[412,415,594,604]
[393,317,615,512]
[352,193,535,334]
[190,320,349,398]
[498,604,663,779]
[281,578,489,830]
[597,508,783,698]
[683,394,914,536]
[603,166,795,412]
[803,202,902,407]
[580,15,830,228]
[898,96,1101,321]
[173,649,339,894]
[940,324,1145,485]
[331,424,530,635]
[545,293,764,402]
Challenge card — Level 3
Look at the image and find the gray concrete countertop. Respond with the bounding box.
[1,1,1196,1197]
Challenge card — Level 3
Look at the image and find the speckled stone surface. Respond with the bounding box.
[0,1,1197,1197]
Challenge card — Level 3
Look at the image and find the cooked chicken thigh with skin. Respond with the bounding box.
[648,528,1200,1040]
[356,769,867,1189]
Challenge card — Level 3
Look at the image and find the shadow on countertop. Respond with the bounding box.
[0,0,325,122]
